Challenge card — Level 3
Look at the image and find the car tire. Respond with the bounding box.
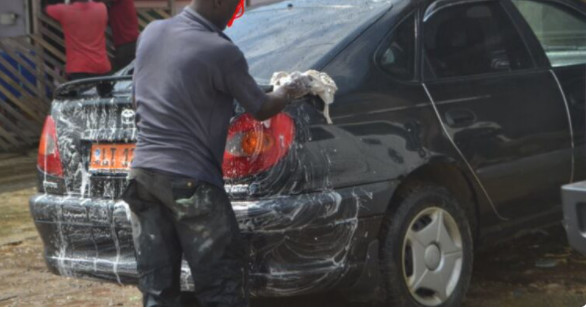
[379,184,473,306]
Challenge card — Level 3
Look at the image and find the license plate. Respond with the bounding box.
[89,144,135,172]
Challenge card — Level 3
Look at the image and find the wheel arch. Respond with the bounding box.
[388,156,481,239]
[376,156,477,306]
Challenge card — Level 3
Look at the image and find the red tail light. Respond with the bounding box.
[223,113,295,179]
[37,116,64,177]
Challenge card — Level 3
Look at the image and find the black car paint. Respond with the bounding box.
[30,0,586,299]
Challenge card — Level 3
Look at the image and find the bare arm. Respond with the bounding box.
[253,74,312,121]
[253,86,291,121]
[45,3,64,20]
[219,46,308,122]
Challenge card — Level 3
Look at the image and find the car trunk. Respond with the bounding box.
[49,77,135,199]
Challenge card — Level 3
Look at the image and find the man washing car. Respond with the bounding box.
[122,0,309,306]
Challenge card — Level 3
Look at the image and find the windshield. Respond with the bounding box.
[225,0,393,83]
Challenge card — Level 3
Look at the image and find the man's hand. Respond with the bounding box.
[253,76,309,121]
[279,72,312,100]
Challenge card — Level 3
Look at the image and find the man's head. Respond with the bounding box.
[190,0,241,30]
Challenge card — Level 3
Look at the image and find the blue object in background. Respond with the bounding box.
[0,51,51,101]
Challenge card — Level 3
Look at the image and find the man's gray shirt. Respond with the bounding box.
[132,8,267,188]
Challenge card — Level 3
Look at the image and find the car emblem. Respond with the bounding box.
[121,109,136,125]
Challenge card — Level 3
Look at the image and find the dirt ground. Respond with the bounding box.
[2,183,586,306]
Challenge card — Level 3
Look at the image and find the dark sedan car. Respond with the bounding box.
[31,0,586,306]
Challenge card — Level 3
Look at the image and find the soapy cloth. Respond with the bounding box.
[270,70,338,124]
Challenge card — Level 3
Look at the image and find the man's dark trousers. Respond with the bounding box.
[121,168,248,306]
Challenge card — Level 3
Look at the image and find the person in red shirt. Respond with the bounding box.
[99,0,140,71]
[45,0,111,81]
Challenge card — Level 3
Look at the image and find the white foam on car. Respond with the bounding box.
[270,70,338,124]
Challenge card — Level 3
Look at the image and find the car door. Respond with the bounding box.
[510,0,586,182]
[422,0,573,219]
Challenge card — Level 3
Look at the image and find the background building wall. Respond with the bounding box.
[0,0,29,39]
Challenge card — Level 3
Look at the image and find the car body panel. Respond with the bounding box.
[30,180,394,296]
[553,65,586,182]
[425,70,572,219]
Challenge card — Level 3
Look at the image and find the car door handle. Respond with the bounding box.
[445,109,476,128]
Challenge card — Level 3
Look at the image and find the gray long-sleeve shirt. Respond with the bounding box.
[132,7,267,187]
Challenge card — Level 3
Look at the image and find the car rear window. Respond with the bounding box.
[225,0,393,83]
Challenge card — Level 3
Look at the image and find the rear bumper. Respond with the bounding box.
[562,181,586,255]
[30,183,391,297]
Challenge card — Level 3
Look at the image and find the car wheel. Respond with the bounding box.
[380,184,473,306]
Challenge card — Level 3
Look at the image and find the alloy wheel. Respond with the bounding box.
[401,207,464,306]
